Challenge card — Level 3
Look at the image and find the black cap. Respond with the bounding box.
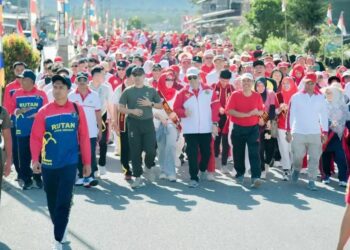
[57,67,70,76]
[219,69,232,80]
[52,74,72,89]
[328,76,341,85]
[126,65,137,78]
[76,72,89,81]
[116,60,128,68]
[131,67,145,76]
[192,56,202,64]
[253,60,265,67]
[91,66,104,76]
[18,69,36,82]
[152,64,162,71]
[13,61,27,69]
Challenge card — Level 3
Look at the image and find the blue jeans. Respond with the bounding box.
[42,164,77,242]
[157,123,177,176]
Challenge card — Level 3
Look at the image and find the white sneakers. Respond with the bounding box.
[221,165,230,174]
[207,172,215,181]
[98,166,107,176]
[159,173,177,182]
[131,177,144,189]
[75,178,84,186]
[143,167,156,182]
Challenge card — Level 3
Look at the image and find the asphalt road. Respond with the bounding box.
[0,146,348,250]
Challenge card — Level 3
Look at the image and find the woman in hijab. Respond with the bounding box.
[154,72,182,182]
[291,64,305,86]
[276,77,298,181]
[255,77,278,179]
[321,83,350,187]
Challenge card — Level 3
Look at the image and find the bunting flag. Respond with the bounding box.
[81,18,88,45]
[57,0,63,12]
[64,0,70,33]
[105,11,109,36]
[30,0,38,40]
[337,11,347,36]
[68,16,74,43]
[281,0,287,12]
[17,19,24,36]
[89,0,97,32]
[0,0,4,87]
[327,4,332,26]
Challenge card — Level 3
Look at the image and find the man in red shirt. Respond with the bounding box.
[3,61,26,182]
[338,177,350,250]
[226,73,264,188]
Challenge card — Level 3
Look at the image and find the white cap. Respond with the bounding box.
[203,50,214,57]
[343,71,350,77]
[186,67,200,78]
[240,73,254,81]
[159,60,169,69]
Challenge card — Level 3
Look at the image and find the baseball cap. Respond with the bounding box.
[240,73,254,81]
[303,72,317,83]
[203,50,214,58]
[253,60,265,68]
[13,61,27,69]
[131,67,145,76]
[213,55,226,62]
[116,60,128,68]
[186,67,200,78]
[76,72,89,81]
[219,70,232,80]
[192,56,203,64]
[342,71,350,78]
[18,69,36,82]
[52,74,72,89]
[126,65,137,78]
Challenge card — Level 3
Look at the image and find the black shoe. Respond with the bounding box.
[23,180,33,190]
[33,178,43,189]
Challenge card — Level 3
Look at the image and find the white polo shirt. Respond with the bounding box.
[89,82,113,116]
[68,88,101,138]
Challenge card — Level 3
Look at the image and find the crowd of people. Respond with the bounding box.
[1,29,350,249]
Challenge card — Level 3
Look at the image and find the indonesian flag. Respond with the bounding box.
[327,4,332,26]
[337,11,347,36]
[30,0,38,40]
[89,0,97,32]
[281,0,286,12]
[68,17,74,42]
[105,11,108,36]
[82,18,88,43]
[17,19,24,36]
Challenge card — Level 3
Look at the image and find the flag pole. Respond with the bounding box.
[342,33,344,65]
[284,9,287,42]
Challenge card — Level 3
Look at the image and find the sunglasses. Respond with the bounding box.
[188,76,198,80]
[166,78,174,81]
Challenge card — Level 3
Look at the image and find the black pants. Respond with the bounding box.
[78,138,97,178]
[184,133,212,181]
[42,165,76,242]
[127,118,156,177]
[259,130,275,171]
[11,125,20,178]
[120,130,132,175]
[231,124,261,179]
[98,113,108,167]
[17,136,41,184]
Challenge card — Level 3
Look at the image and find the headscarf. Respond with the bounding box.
[280,77,298,104]
[291,64,305,86]
[157,72,177,101]
[321,83,350,138]
[254,77,267,102]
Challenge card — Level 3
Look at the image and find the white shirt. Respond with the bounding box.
[89,82,113,116]
[344,82,350,100]
[206,70,235,86]
[68,89,101,138]
[288,92,328,135]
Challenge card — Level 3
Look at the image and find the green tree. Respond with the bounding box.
[303,36,321,54]
[264,36,290,54]
[288,0,327,35]
[224,23,261,52]
[246,0,285,43]
[127,16,144,30]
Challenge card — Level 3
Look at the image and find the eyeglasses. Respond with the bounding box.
[153,69,162,72]
[72,65,78,68]
[205,57,213,60]
[166,78,174,81]
[188,76,198,80]
[78,79,88,83]
[305,81,315,85]
[118,68,126,71]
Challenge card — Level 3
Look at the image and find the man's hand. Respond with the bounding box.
[212,124,219,137]
[32,161,42,174]
[131,109,143,117]
[168,112,177,121]
[137,97,152,107]
[97,130,103,141]
[321,134,328,144]
[249,109,259,116]
[3,160,12,177]
[185,109,191,117]
[83,165,92,177]
[258,118,265,126]
[15,107,32,116]
[286,132,292,143]
[219,107,225,115]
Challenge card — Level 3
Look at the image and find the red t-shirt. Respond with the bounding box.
[201,64,215,74]
[346,178,350,204]
[225,91,264,126]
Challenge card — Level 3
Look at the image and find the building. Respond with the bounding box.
[184,0,249,35]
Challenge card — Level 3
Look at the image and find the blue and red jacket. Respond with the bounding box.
[30,100,91,169]
[9,87,48,137]
[3,79,21,125]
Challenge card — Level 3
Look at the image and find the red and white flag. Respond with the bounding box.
[337,11,347,36]
[30,0,38,40]
[327,4,332,26]
[105,11,109,36]
[17,19,24,36]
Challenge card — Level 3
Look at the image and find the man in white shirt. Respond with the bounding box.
[342,71,350,101]
[89,66,114,177]
[206,55,234,86]
[69,72,102,187]
[286,72,328,191]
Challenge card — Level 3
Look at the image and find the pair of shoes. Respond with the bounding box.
[75,178,84,186]
[291,169,300,183]
[339,181,347,187]
[23,180,33,190]
[188,180,199,188]
[251,178,262,188]
[221,165,230,174]
[33,177,43,189]
[83,177,99,188]
[235,175,244,185]
[143,167,156,182]
[307,180,318,191]
[322,176,331,184]
[282,170,290,181]
[131,177,145,189]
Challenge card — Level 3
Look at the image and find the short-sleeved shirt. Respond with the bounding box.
[68,89,101,138]
[225,90,264,127]
[0,107,11,164]
[89,82,113,116]
[119,85,161,120]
